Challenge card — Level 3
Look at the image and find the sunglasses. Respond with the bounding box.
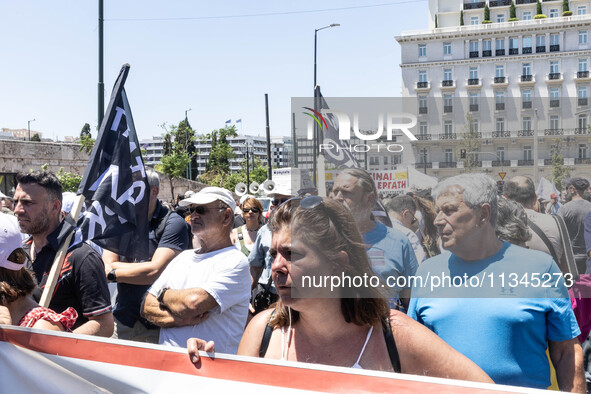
[272,198,290,206]
[242,207,260,213]
[189,205,224,215]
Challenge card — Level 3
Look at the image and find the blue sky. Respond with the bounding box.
[0,1,428,142]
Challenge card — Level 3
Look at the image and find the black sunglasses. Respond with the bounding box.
[242,207,260,213]
[272,198,290,206]
[189,205,224,215]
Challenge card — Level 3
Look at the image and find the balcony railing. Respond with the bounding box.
[550,99,560,107]
[509,48,519,55]
[417,81,428,88]
[579,98,589,106]
[494,76,506,83]
[419,106,428,114]
[463,1,485,9]
[465,132,482,138]
[469,51,479,58]
[470,104,479,112]
[442,80,454,87]
[496,49,506,56]
[444,105,453,113]
[490,0,511,5]
[439,161,457,168]
[550,44,560,52]
[521,74,533,82]
[496,102,506,110]
[483,50,492,57]
[518,159,534,165]
[492,160,510,167]
[439,133,457,140]
[548,72,561,80]
[516,0,536,3]
[577,71,590,78]
[545,158,563,165]
[536,46,546,53]
[468,78,480,85]
[416,162,433,169]
[522,47,532,54]
[575,158,591,164]
[518,129,534,136]
[544,128,564,135]
[416,134,432,141]
[492,130,511,138]
[575,128,590,135]
[522,101,533,109]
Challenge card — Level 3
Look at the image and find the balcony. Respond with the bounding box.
[509,48,519,55]
[544,128,564,135]
[464,1,485,9]
[492,160,510,167]
[550,99,560,107]
[518,129,534,136]
[490,0,511,5]
[496,102,506,111]
[496,49,506,56]
[415,162,433,169]
[536,46,546,53]
[518,159,534,165]
[469,51,479,58]
[494,76,506,84]
[521,74,533,82]
[416,134,432,141]
[470,104,479,112]
[417,81,429,88]
[442,80,454,87]
[522,101,533,109]
[419,106,428,114]
[522,47,532,54]
[547,72,562,82]
[483,50,492,57]
[575,128,590,135]
[579,97,589,106]
[576,71,591,80]
[550,44,560,52]
[439,161,457,168]
[444,105,453,113]
[575,158,591,164]
[516,0,536,3]
[439,133,457,140]
[467,78,481,88]
[545,158,563,165]
[492,130,511,138]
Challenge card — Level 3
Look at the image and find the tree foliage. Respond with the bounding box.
[458,114,482,173]
[30,133,41,142]
[79,123,95,154]
[510,1,517,18]
[483,4,490,21]
[550,139,570,191]
[460,10,464,25]
[536,0,543,15]
[199,158,267,192]
[155,121,197,197]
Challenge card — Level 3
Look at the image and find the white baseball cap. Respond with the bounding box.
[179,187,236,212]
[0,213,26,270]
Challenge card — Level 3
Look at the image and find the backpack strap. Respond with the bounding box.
[527,218,560,265]
[382,317,401,373]
[259,311,276,358]
[552,214,580,280]
[153,209,172,244]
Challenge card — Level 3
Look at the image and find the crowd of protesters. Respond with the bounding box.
[3,168,591,391]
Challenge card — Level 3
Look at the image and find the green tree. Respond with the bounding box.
[483,4,491,22]
[435,15,438,28]
[178,119,198,179]
[509,0,518,20]
[57,168,82,193]
[550,139,570,191]
[79,123,95,154]
[536,0,543,15]
[198,158,267,191]
[458,114,482,173]
[196,125,239,186]
[460,10,464,25]
[563,0,572,15]
[30,134,41,142]
[155,122,197,196]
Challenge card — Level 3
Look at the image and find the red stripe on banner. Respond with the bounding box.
[0,326,516,393]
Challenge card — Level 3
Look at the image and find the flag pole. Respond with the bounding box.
[39,195,85,307]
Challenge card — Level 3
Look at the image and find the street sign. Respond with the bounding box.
[499,172,506,180]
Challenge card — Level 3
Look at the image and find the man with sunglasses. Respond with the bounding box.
[248,186,293,315]
[386,195,426,265]
[142,187,250,353]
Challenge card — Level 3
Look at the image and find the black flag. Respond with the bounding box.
[74,64,150,260]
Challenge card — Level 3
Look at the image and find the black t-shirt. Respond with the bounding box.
[25,218,112,329]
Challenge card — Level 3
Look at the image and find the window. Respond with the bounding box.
[419,70,427,82]
[496,90,505,104]
[579,59,588,72]
[483,40,492,51]
[579,115,588,130]
[523,146,532,161]
[444,68,452,81]
[496,38,505,50]
[536,35,545,48]
[469,66,479,79]
[497,14,505,23]
[523,11,532,20]
[580,31,588,45]
[445,148,454,163]
[470,41,479,52]
[443,42,451,55]
[578,6,587,15]
[509,37,518,53]
[444,94,453,111]
[470,92,478,105]
[550,61,559,74]
[470,118,479,133]
[470,16,479,25]
[579,86,588,99]
[419,122,428,135]
[522,36,532,49]
[419,149,429,164]
[444,120,453,135]
[419,95,427,108]
[419,44,426,57]
[523,117,532,131]
[579,144,588,159]
[496,118,505,132]
[522,89,532,103]
[496,65,505,78]
[522,63,531,76]
[550,87,560,100]
[550,34,559,46]
[550,8,559,17]
[550,115,560,130]
[497,147,505,161]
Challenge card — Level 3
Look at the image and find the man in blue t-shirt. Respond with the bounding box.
[103,169,189,343]
[408,173,584,391]
[332,168,418,309]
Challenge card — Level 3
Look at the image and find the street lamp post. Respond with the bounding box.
[185,108,192,179]
[28,119,36,141]
[312,23,340,186]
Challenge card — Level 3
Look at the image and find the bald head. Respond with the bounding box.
[503,176,536,208]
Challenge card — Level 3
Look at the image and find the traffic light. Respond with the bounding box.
[460,149,466,159]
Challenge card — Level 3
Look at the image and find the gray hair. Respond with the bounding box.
[432,173,498,227]
[495,198,532,245]
[145,168,160,189]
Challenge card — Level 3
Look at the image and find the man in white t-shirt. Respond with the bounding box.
[142,187,250,354]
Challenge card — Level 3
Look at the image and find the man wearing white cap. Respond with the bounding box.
[142,187,250,353]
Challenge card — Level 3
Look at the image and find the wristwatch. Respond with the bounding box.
[156,287,169,306]
[107,269,117,283]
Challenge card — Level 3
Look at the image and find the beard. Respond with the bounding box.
[17,211,51,235]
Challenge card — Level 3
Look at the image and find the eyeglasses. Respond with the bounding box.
[411,216,418,225]
[242,207,260,214]
[189,205,224,215]
[272,198,290,206]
